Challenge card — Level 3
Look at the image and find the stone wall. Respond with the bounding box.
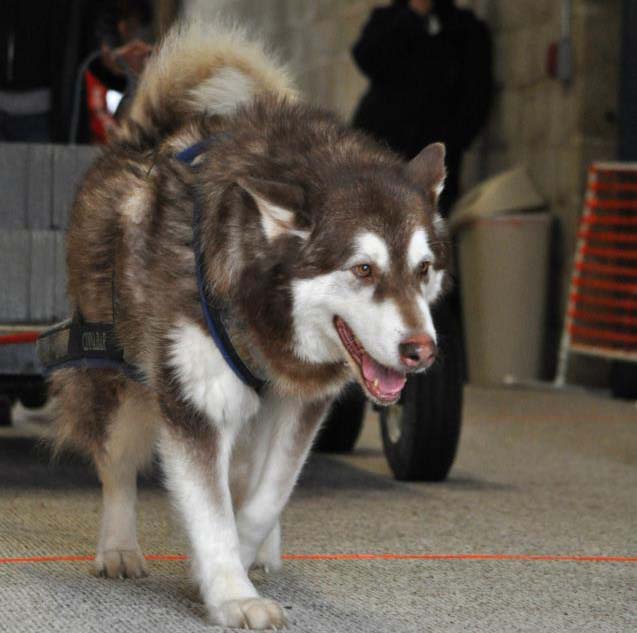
[184,0,379,119]
[464,0,621,254]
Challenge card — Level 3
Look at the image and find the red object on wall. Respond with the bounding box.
[560,163,637,367]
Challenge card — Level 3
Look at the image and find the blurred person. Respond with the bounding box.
[84,0,154,143]
[0,0,153,144]
[352,0,493,213]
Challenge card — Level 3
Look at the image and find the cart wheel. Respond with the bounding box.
[380,309,463,481]
[314,384,366,453]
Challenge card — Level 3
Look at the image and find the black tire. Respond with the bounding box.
[380,305,464,481]
[314,384,367,453]
[18,376,48,408]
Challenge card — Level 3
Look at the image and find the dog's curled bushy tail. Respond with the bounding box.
[118,21,296,148]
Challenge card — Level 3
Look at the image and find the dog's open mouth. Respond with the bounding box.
[334,316,406,404]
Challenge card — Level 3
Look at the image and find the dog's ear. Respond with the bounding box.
[406,143,446,204]
[238,177,308,242]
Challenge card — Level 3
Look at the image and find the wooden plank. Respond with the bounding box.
[0,231,30,322]
[54,231,69,320]
[26,144,53,229]
[29,231,57,322]
[0,143,28,229]
[52,145,77,230]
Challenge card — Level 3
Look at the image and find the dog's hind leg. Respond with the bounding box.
[94,385,158,579]
[235,395,331,571]
[253,520,282,573]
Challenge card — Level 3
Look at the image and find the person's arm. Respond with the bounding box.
[352,7,428,85]
[447,21,494,151]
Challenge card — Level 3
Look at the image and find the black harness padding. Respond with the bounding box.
[38,134,266,393]
[37,315,145,382]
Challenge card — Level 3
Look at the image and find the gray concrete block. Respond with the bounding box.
[29,231,57,323]
[0,231,30,322]
[26,144,53,229]
[54,231,70,320]
[52,145,78,230]
[0,143,28,229]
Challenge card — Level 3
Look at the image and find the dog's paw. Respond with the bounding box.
[211,598,287,630]
[94,549,148,579]
[252,547,283,575]
[251,523,282,574]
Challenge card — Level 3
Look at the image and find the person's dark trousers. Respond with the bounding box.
[0,111,51,142]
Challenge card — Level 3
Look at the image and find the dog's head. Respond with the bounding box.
[234,141,449,405]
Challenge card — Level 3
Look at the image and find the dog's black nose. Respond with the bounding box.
[399,334,437,369]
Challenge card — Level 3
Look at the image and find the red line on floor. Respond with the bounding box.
[1,553,635,565]
[0,555,95,564]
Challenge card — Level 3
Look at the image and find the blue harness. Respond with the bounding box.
[176,139,265,392]
[38,138,266,394]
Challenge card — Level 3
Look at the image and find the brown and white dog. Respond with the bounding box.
[50,22,449,629]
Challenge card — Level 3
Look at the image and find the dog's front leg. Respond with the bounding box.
[159,425,286,628]
[158,322,286,629]
[236,396,332,570]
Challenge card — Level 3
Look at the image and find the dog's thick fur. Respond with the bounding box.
[51,22,449,628]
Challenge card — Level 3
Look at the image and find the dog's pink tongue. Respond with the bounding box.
[362,354,406,396]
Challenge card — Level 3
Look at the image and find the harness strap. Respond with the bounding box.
[177,136,266,393]
[174,139,214,164]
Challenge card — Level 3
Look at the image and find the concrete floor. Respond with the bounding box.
[0,385,635,632]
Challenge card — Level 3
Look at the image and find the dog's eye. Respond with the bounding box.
[419,261,431,279]
[352,263,373,279]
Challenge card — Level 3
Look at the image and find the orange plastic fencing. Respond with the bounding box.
[557,163,637,381]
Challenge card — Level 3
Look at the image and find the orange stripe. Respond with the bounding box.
[575,261,637,277]
[581,214,637,227]
[569,324,637,344]
[282,554,637,563]
[589,182,637,192]
[572,276,637,294]
[0,555,95,564]
[578,229,637,244]
[568,308,637,327]
[587,199,637,210]
[570,292,637,311]
[590,164,637,175]
[581,245,637,260]
[0,553,635,564]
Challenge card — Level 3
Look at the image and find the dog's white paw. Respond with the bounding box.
[211,598,287,630]
[252,543,283,575]
[94,549,148,579]
[250,522,282,574]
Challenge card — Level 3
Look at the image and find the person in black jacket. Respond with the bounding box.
[352,0,493,213]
